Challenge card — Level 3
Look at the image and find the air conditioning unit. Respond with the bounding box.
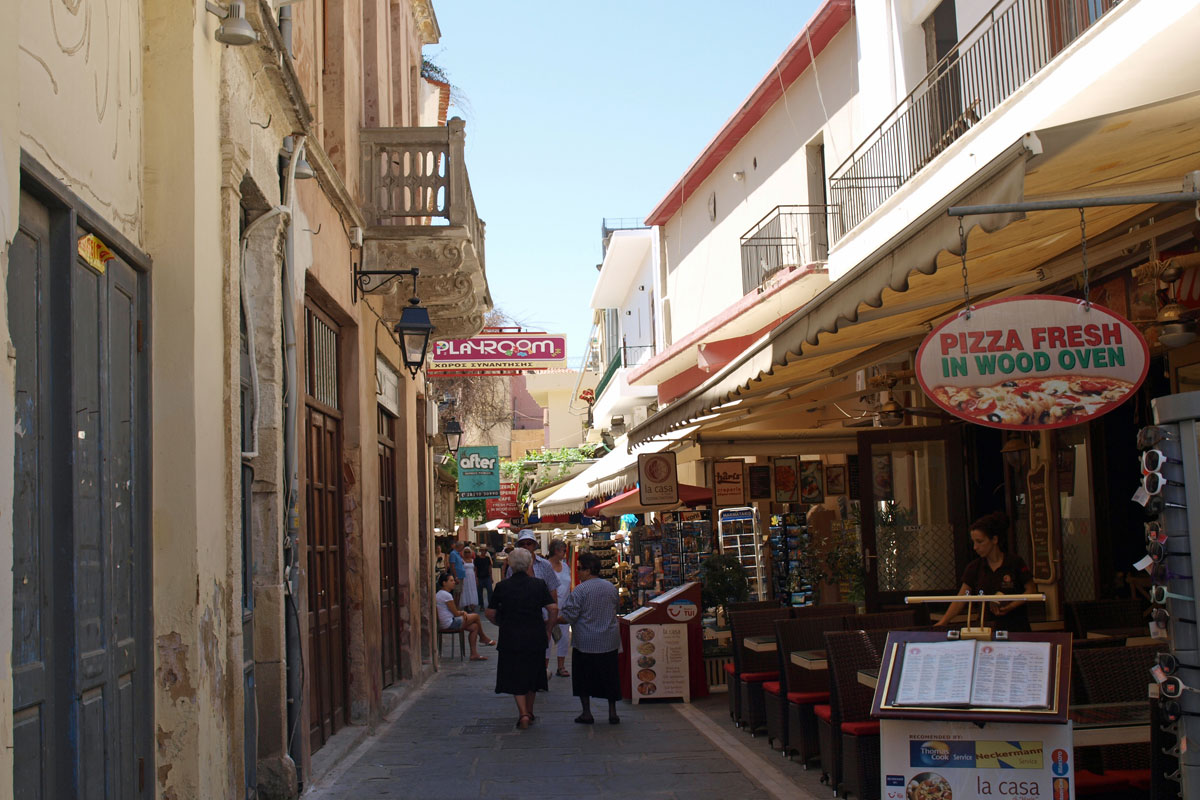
[610,415,626,435]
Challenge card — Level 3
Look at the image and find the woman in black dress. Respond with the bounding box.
[486,546,558,729]
[936,511,1037,631]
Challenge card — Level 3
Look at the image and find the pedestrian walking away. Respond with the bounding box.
[487,546,558,729]
[546,538,573,677]
[557,550,622,725]
[435,572,496,661]
[476,545,495,609]
[461,547,480,611]
[448,541,466,606]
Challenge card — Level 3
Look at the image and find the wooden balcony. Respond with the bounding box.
[359,118,491,339]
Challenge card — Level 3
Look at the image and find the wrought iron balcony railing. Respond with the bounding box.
[828,0,1120,243]
[360,117,485,269]
[739,205,831,295]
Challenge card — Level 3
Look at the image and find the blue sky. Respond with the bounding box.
[431,1,822,365]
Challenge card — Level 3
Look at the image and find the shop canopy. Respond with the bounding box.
[536,427,697,516]
[628,92,1200,451]
[589,484,713,517]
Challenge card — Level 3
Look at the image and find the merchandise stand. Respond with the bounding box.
[873,630,1076,800]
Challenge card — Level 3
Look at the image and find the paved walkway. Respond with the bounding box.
[304,620,830,800]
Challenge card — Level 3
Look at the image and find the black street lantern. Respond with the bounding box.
[444,418,463,456]
[394,299,434,378]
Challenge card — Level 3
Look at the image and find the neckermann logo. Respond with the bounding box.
[460,452,498,470]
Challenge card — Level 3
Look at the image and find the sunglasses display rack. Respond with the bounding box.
[1144,392,1200,797]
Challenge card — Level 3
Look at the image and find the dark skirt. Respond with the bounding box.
[571,649,621,700]
[495,649,548,696]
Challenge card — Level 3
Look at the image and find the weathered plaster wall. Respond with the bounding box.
[143,4,240,797]
[18,0,143,243]
[0,2,19,797]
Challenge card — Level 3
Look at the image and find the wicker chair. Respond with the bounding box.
[1074,645,1158,794]
[723,602,780,723]
[844,609,918,631]
[730,600,782,612]
[820,630,881,799]
[730,607,792,733]
[781,613,845,767]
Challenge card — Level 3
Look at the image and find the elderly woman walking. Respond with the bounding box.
[487,546,558,729]
[557,551,622,725]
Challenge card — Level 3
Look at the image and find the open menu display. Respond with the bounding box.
[894,640,1052,709]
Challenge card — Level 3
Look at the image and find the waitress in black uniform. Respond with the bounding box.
[936,511,1037,632]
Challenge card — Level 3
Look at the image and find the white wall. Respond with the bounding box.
[659,23,859,340]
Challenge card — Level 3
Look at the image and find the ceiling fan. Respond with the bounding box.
[824,370,951,428]
[1127,253,1200,348]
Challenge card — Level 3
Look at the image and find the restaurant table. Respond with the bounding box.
[790,649,827,670]
[705,627,732,645]
[1071,702,1151,746]
[1085,627,1152,640]
[858,668,878,689]
[743,635,776,653]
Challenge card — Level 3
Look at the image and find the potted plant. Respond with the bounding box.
[699,553,750,626]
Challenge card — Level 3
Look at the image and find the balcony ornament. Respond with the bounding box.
[204,1,258,46]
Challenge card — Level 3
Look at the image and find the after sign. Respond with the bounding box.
[916,295,1148,431]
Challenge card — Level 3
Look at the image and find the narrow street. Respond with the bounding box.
[303,620,826,800]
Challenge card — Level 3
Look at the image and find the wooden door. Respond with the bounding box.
[378,407,403,687]
[857,424,971,610]
[11,187,151,798]
[304,304,347,749]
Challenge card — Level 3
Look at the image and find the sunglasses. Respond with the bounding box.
[1159,675,1200,700]
[1142,449,1184,472]
[1143,472,1185,495]
[1151,608,1197,629]
[1156,652,1199,675]
[1146,522,1169,544]
[1146,496,1188,517]
[1151,585,1195,604]
[1160,697,1183,723]
[1138,425,1178,450]
[1149,562,1192,584]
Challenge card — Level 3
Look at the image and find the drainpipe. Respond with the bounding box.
[278,4,293,59]
[281,134,305,789]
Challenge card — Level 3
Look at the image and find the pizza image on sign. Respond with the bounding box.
[916,296,1148,431]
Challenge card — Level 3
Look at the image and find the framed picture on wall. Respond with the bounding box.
[799,460,825,504]
[748,465,773,500]
[825,465,847,495]
[871,453,894,501]
[773,457,799,504]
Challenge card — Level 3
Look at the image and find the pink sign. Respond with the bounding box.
[916,295,1148,430]
[430,333,567,372]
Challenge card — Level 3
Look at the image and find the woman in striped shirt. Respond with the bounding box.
[557,551,622,724]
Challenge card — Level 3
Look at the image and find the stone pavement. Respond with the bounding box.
[304,619,830,800]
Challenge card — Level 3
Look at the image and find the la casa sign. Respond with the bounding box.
[915,295,1148,430]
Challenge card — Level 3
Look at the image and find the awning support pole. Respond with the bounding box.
[948,192,1200,217]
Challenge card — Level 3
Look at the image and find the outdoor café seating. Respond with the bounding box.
[729,607,792,732]
[818,630,882,800]
[1065,598,1148,640]
[777,612,846,764]
[1072,644,1158,794]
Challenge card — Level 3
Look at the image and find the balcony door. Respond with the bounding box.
[857,424,971,610]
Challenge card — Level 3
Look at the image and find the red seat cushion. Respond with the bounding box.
[787,691,830,705]
[740,670,779,683]
[1074,770,1132,795]
[813,704,832,723]
[840,720,880,736]
[763,681,782,696]
[723,662,738,676]
[1102,770,1150,791]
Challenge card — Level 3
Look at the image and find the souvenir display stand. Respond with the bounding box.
[618,581,708,702]
[768,512,813,606]
[717,507,765,600]
[872,628,1075,800]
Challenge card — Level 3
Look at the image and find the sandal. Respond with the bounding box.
[574,714,594,725]
[481,639,497,646]
[517,714,533,730]
[556,668,571,677]
[469,655,488,661]
[608,714,621,725]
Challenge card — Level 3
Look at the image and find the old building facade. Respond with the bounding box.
[2,1,488,798]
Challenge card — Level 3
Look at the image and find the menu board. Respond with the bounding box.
[896,640,1052,708]
[881,719,1075,800]
[629,623,690,703]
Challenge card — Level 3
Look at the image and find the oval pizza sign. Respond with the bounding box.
[915,295,1148,430]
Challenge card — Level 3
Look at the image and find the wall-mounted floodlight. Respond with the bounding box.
[206,1,259,46]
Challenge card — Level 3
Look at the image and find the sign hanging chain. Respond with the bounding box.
[1080,208,1090,312]
[959,216,972,319]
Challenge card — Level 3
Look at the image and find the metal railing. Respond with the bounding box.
[828,0,1120,242]
[739,205,832,295]
[601,217,649,257]
[360,117,486,263]
[621,342,656,370]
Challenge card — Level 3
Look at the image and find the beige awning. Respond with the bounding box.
[630,92,1200,447]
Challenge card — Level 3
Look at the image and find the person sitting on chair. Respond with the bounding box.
[436,572,495,661]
